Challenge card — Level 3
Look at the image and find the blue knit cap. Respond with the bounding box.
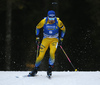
[48,10,55,17]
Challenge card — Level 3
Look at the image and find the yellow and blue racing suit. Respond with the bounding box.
[35,17,66,67]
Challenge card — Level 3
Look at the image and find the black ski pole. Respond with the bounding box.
[36,42,40,58]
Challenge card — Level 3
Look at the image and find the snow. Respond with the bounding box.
[0,71,100,85]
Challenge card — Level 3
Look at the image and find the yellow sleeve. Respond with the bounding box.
[36,18,46,29]
[57,18,66,38]
[57,18,66,31]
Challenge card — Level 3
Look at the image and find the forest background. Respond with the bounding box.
[0,0,100,71]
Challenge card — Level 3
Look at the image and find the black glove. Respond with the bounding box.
[36,37,40,45]
[58,38,63,46]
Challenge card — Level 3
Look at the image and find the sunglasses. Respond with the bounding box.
[48,17,55,20]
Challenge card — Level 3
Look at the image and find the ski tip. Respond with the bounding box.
[16,76,23,78]
[16,76,19,78]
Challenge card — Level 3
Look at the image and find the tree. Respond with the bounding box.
[5,0,12,71]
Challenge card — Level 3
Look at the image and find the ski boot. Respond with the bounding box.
[28,67,38,76]
[47,65,53,78]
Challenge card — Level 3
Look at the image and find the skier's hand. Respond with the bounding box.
[36,37,40,45]
[58,38,63,46]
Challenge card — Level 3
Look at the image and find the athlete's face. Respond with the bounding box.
[48,17,55,24]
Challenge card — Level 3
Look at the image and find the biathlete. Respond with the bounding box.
[29,10,66,77]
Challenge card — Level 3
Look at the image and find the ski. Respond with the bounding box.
[16,74,51,79]
[16,75,26,78]
[16,75,36,78]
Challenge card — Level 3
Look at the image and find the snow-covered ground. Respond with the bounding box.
[0,71,100,85]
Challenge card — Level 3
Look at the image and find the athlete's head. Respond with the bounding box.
[48,10,55,20]
[47,10,55,23]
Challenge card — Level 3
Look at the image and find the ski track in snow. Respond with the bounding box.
[0,71,100,85]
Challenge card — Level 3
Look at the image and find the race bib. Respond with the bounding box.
[49,31,52,34]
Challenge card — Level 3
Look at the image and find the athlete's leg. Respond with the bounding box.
[49,38,58,66]
[47,38,58,76]
[35,38,49,67]
[29,38,50,76]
